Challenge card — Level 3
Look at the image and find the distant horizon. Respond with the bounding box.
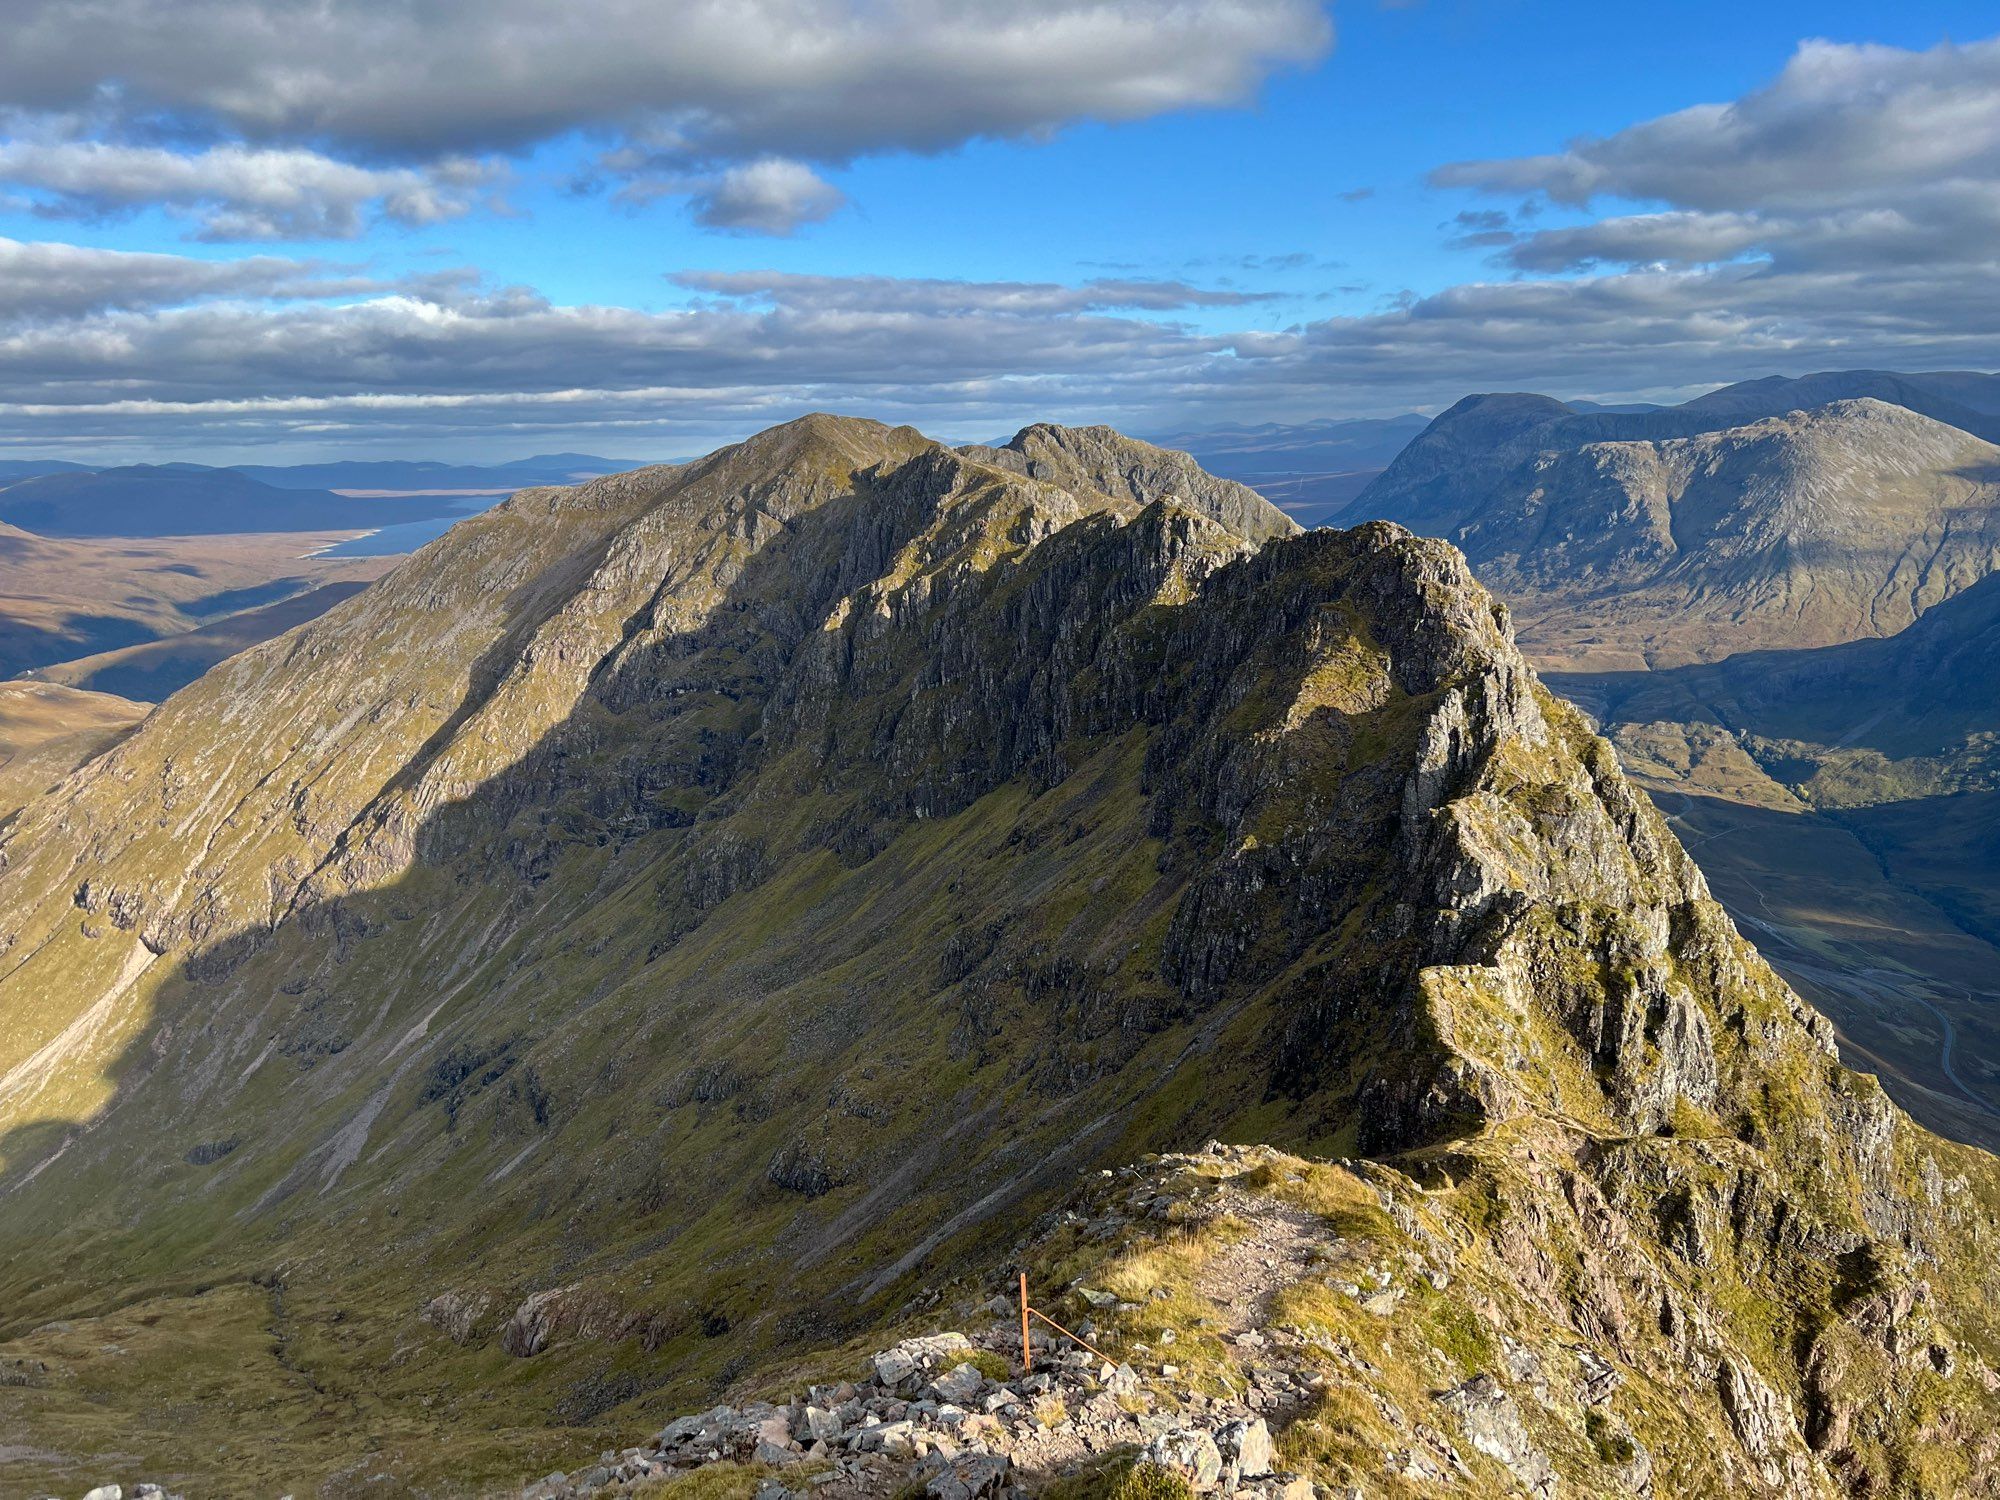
[5,3,1998,459]
[7,364,1984,470]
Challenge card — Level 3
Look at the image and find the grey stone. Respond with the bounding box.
[1576,1348,1621,1406]
[872,1333,974,1392]
[1217,1417,1275,1482]
[926,1453,1012,1500]
[1142,1427,1224,1491]
[660,1405,737,1446]
[1101,1361,1141,1396]
[1436,1375,1553,1498]
[798,1404,844,1443]
[928,1361,988,1405]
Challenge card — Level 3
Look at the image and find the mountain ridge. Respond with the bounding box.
[0,415,1994,1497]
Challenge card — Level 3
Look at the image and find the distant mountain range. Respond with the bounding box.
[0,465,474,538]
[0,452,648,492]
[1157,369,2000,536]
[1675,369,2000,438]
[0,459,95,483]
[1160,413,1431,525]
[1156,412,1430,473]
[1353,385,2000,669]
[231,452,655,491]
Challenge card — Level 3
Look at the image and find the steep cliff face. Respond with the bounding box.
[0,416,1993,1498]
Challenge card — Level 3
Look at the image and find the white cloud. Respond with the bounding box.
[7,249,2000,454]
[0,0,1329,238]
[9,37,2000,453]
[1434,36,2000,281]
[1435,37,2000,213]
[672,271,1276,312]
[688,160,847,236]
[0,235,376,318]
[0,139,497,240]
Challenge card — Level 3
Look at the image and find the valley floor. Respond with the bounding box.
[1637,787,2000,1151]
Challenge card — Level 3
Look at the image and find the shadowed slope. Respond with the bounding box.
[0,417,1993,1497]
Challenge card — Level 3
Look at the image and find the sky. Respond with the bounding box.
[2,0,1998,461]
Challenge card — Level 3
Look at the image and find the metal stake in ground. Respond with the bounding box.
[1019,1270,1032,1373]
[1017,1273,1119,1371]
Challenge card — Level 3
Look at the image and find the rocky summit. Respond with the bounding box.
[0,415,1996,1498]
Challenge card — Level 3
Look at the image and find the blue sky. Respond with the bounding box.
[2,0,1997,459]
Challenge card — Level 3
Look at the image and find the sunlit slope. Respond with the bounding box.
[0,417,1992,1496]
[1360,397,2000,669]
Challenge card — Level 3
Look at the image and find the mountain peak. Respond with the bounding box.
[0,416,1996,1496]
[1359,387,2000,669]
[962,421,1297,542]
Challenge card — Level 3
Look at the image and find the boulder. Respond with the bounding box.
[1216,1417,1275,1486]
[420,1288,494,1345]
[927,1362,988,1405]
[1575,1348,1621,1406]
[659,1405,738,1447]
[1101,1361,1141,1396]
[499,1283,622,1357]
[1437,1375,1554,1498]
[797,1405,844,1443]
[926,1453,1012,1500]
[1142,1428,1225,1491]
[872,1333,975,1393]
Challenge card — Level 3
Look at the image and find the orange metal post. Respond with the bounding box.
[1019,1270,1032,1373]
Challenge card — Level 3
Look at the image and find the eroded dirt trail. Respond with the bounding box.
[1188,1186,1323,1334]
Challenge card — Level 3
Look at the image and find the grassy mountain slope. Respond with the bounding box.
[0,418,1994,1497]
[0,680,148,821]
[25,580,376,702]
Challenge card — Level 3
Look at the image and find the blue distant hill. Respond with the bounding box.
[0,465,466,537]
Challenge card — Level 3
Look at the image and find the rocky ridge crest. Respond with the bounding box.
[0,417,1992,1497]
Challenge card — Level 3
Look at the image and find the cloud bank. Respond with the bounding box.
[1434,36,2000,279]
[4,34,2000,455]
[0,1,1330,238]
